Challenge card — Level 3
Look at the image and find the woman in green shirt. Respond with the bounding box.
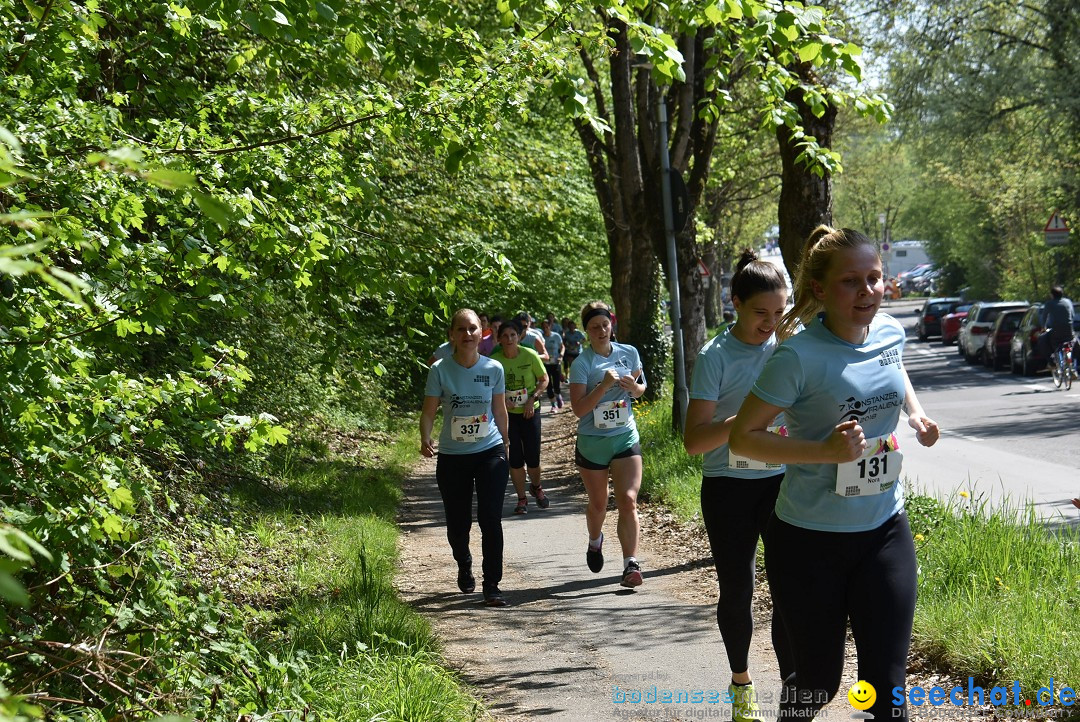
[491,319,550,514]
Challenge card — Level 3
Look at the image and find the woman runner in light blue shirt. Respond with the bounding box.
[683,249,793,722]
[730,226,940,722]
[569,301,647,588]
[420,309,512,606]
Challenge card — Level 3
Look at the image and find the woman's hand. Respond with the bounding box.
[602,368,620,389]
[908,414,940,447]
[826,419,866,462]
[523,400,535,419]
[420,438,436,458]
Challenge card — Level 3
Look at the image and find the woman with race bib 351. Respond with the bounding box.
[729,226,939,722]
[420,309,512,607]
[683,249,794,722]
[569,301,647,588]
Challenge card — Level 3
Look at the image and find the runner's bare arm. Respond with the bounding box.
[617,368,645,398]
[492,393,510,448]
[533,336,549,362]
[569,369,618,419]
[420,395,440,457]
[901,364,939,447]
[730,393,865,463]
[683,398,735,456]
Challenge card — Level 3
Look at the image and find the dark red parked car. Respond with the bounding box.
[940,303,973,345]
[983,308,1027,369]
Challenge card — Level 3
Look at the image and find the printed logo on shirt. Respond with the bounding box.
[837,391,901,424]
[878,348,900,368]
[450,394,485,410]
[473,374,491,386]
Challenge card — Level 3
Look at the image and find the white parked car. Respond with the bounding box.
[957,301,1030,364]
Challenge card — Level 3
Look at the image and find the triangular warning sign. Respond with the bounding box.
[1045,211,1070,232]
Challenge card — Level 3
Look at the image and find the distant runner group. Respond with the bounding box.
[419,225,941,722]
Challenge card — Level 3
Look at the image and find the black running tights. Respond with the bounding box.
[436,445,509,588]
[700,474,793,682]
[765,511,918,722]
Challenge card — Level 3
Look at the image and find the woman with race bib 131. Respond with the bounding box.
[729,226,939,722]
[569,301,647,588]
[420,308,512,607]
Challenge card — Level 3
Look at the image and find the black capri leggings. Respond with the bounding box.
[507,411,541,469]
[563,352,578,376]
[700,473,793,682]
[436,445,509,589]
[765,511,918,722]
[545,362,562,400]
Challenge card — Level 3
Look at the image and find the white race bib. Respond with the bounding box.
[507,387,529,407]
[728,425,786,471]
[835,433,902,497]
[592,399,629,429]
[451,414,490,443]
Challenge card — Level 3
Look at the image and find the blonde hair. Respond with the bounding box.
[776,225,877,341]
[448,308,479,348]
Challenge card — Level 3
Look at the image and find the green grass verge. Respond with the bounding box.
[635,388,1080,697]
[215,427,484,722]
[637,394,702,520]
[906,493,1080,696]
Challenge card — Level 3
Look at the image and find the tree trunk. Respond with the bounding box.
[776,68,837,280]
[702,237,720,328]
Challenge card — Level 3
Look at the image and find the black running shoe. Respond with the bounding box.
[621,560,643,588]
[457,562,475,594]
[483,585,507,607]
[586,532,604,573]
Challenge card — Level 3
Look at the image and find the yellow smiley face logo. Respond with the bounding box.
[848,680,876,711]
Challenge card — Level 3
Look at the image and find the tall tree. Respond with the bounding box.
[852,0,1080,296]
[514,1,886,421]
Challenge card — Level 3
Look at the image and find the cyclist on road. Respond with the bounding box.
[1039,285,1075,369]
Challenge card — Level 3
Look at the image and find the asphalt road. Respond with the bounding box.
[889,298,1080,528]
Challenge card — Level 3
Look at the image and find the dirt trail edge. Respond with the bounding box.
[396,409,861,722]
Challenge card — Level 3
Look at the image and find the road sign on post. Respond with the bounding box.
[1044,211,1070,247]
[696,258,711,288]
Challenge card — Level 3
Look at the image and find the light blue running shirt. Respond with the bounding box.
[544,331,563,364]
[431,341,451,362]
[424,355,505,455]
[569,342,645,437]
[689,327,786,479]
[750,313,907,532]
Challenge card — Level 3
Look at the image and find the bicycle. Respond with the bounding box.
[1050,337,1077,390]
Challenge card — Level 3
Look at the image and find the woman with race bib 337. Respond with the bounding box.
[420,309,512,607]
[569,301,647,588]
[683,249,794,722]
[729,226,939,722]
